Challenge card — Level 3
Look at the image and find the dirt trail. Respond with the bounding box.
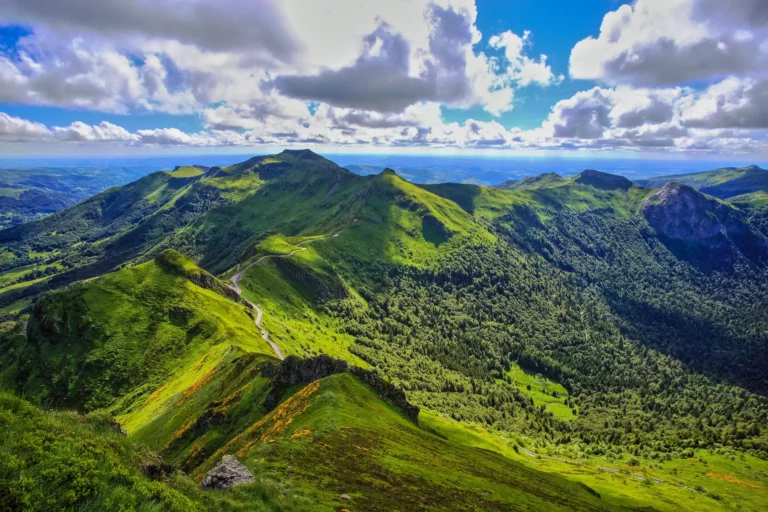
[229,233,340,360]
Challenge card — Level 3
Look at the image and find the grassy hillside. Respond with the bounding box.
[1,151,768,511]
[0,250,274,410]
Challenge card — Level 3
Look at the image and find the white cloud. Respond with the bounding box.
[488,30,563,87]
[2,0,297,65]
[570,0,768,86]
[0,0,559,123]
[678,77,768,129]
[52,121,135,142]
[0,112,51,141]
[1,0,766,156]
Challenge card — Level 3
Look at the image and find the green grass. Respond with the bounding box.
[506,363,575,420]
[0,390,305,511]
[238,245,364,364]
[730,190,768,207]
[422,410,768,512]
[166,166,205,178]
[0,187,24,199]
[199,373,617,511]
[3,251,275,411]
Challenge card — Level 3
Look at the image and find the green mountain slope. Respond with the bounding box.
[0,250,274,410]
[2,151,768,511]
[0,165,155,228]
[636,165,768,204]
[496,172,565,190]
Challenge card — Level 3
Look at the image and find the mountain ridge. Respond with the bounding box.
[1,151,768,511]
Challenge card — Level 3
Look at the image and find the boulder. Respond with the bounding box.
[201,455,254,490]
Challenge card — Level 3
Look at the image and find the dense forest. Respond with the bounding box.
[1,152,768,511]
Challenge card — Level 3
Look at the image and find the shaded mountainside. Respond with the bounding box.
[2,152,768,510]
[572,169,633,191]
[642,182,768,268]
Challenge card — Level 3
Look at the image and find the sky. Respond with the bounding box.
[0,0,767,159]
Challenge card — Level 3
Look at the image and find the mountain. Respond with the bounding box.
[0,164,158,228]
[572,169,633,190]
[496,172,565,190]
[642,182,768,268]
[635,164,768,205]
[1,151,768,511]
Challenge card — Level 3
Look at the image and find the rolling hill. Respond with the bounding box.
[1,151,768,511]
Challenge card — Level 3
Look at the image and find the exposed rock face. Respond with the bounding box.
[643,183,735,244]
[573,169,632,190]
[262,355,420,422]
[201,455,254,490]
[642,182,768,267]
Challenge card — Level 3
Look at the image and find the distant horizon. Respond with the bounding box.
[1,151,765,184]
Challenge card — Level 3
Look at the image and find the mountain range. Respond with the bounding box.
[1,151,767,511]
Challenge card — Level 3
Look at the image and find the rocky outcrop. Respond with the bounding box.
[262,355,420,422]
[643,183,735,244]
[574,169,632,190]
[201,455,254,490]
[642,182,768,267]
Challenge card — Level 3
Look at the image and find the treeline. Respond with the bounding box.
[324,211,768,458]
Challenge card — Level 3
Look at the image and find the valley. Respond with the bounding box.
[1,150,767,511]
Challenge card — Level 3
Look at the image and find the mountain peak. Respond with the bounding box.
[380,168,398,177]
[278,148,326,161]
[573,169,632,190]
[497,172,564,190]
[642,182,767,267]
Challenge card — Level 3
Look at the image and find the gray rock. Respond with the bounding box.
[340,494,352,501]
[201,455,254,490]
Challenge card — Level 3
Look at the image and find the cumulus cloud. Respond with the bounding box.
[273,4,536,115]
[570,0,768,86]
[0,0,552,122]
[1,0,297,64]
[488,30,563,87]
[273,23,435,112]
[1,0,766,155]
[679,77,768,129]
[0,112,51,141]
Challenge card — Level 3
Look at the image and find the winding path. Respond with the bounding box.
[229,233,340,360]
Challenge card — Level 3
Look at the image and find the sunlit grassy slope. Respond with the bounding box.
[426,170,654,222]
[194,373,617,512]
[1,250,274,411]
[2,152,768,512]
[166,166,205,178]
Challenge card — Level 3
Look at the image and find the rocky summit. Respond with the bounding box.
[642,182,743,245]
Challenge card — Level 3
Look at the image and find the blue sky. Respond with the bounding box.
[0,0,767,158]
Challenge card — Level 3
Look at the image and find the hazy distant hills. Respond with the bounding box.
[0,165,164,228]
[635,164,768,206]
